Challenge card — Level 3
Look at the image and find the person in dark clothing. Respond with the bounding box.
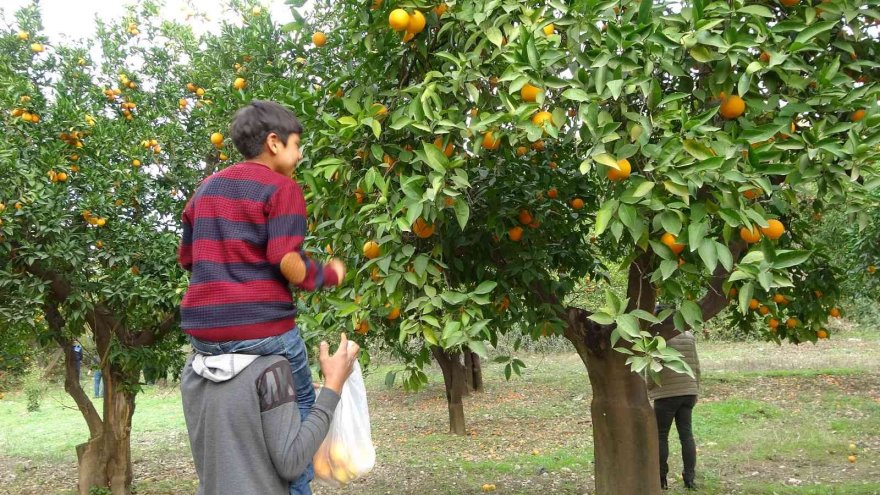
[647,330,701,490]
[72,343,83,381]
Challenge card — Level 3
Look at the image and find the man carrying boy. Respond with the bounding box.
[178,100,345,495]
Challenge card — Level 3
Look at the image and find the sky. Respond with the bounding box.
[4,0,297,41]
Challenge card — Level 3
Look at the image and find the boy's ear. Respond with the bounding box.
[265,132,280,155]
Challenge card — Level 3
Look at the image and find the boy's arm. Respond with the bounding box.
[258,360,341,481]
[266,181,341,291]
[178,201,194,271]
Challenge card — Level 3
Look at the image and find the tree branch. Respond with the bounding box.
[129,308,180,347]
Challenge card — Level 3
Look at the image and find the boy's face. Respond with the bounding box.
[272,132,302,177]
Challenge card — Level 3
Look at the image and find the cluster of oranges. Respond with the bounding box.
[739,219,786,244]
[81,210,108,227]
[389,8,427,42]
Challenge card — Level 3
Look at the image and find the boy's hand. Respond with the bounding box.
[318,333,360,395]
[327,258,346,284]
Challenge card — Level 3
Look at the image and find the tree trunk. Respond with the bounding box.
[462,349,483,393]
[76,366,137,495]
[563,309,662,495]
[469,350,484,393]
[431,346,467,435]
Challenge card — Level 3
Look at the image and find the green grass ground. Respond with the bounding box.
[1,328,878,494]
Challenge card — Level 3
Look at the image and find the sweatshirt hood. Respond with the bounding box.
[191,354,261,382]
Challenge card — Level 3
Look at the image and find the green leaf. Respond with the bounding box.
[607,80,624,100]
[698,239,718,272]
[562,88,590,102]
[773,250,811,269]
[422,327,439,346]
[595,199,617,235]
[660,259,679,279]
[593,153,618,168]
[468,340,488,359]
[738,5,773,17]
[486,26,503,47]
[615,314,642,341]
[680,300,703,329]
[370,120,382,139]
[792,21,837,48]
[453,199,469,229]
[683,139,714,160]
[422,142,448,173]
[715,242,733,271]
[633,181,655,198]
[737,282,754,314]
[473,281,497,294]
[588,312,615,325]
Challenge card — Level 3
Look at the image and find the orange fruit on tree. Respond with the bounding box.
[371,0,382,10]
[773,294,787,304]
[542,23,555,35]
[817,328,828,339]
[518,209,533,225]
[443,196,455,207]
[742,188,761,200]
[547,187,558,199]
[434,3,448,15]
[570,198,584,210]
[759,51,770,63]
[520,83,542,102]
[30,43,44,53]
[516,146,528,157]
[749,298,760,310]
[210,132,224,147]
[719,93,746,119]
[829,307,840,318]
[780,0,799,6]
[532,110,552,127]
[412,217,435,238]
[851,109,865,122]
[786,318,798,329]
[759,305,770,315]
[17,31,29,40]
[402,31,415,42]
[370,267,381,282]
[760,219,785,240]
[355,320,370,335]
[371,103,388,116]
[607,159,631,181]
[354,189,365,204]
[363,240,380,259]
[508,226,523,242]
[312,32,327,47]
[532,140,545,151]
[406,10,426,34]
[389,9,410,31]
[740,226,761,244]
[660,232,685,255]
[482,131,500,150]
[728,287,738,297]
[769,318,779,330]
[868,265,876,274]
[433,137,453,157]
[387,307,401,320]
[233,77,247,90]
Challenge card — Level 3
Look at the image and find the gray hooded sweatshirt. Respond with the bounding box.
[181,354,340,495]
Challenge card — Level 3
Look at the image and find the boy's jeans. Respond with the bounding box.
[190,327,316,495]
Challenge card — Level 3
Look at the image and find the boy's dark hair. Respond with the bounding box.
[230,100,303,159]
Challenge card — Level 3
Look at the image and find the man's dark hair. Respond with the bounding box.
[230,100,303,159]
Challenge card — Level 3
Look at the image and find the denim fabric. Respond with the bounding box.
[654,394,697,486]
[191,328,316,495]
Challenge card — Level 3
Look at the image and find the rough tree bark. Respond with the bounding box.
[539,242,743,495]
[28,259,177,495]
[431,346,467,435]
[462,347,484,394]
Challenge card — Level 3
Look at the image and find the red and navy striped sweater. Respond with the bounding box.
[178,162,338,342]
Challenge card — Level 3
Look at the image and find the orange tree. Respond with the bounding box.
[287,0,880,493]
[0,2,317,493]
[2,1,880,494]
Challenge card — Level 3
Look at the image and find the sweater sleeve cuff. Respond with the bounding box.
[314,388,341,411]
[322,265,339,287]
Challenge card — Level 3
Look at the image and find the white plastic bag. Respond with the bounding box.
[313,360,375,487]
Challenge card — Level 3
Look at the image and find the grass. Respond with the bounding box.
[0,329,878,494]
